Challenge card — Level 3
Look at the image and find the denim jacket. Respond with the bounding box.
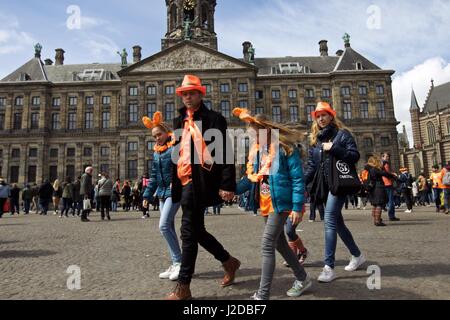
[236,147,305,214]
[143,147,173,201]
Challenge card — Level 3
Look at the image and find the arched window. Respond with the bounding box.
[427,122,436,144]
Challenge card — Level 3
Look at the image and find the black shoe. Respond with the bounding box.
[375,222,387,227]
[107,215,111,221]
[389,217,400,221]
[81,218,90,222]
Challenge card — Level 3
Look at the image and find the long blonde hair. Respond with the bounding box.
[310,116,351,146]
[250,114,301,156]
[53,179,60,190]
[367,155,382,170]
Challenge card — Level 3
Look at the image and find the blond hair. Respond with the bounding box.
[53,179,60,190]
[250,114,301,156]
[367,155,382,170]
[309,116,351,146]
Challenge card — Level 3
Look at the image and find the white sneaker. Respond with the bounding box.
[250,292,263,300]
[344,254,366,272]
[169,263,181,281]
[159,265,175,279]
[286,276,312,297]
[318,265,336,283]
[404,209,412,213]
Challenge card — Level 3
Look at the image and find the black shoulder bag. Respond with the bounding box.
[327,131,362,196]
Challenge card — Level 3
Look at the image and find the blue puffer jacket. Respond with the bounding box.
[304,125,360,187]
[236,147,305,214]
[143,147,173,201]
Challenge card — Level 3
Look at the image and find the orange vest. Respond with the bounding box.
[431,171,443,189]
[382,162,393,186]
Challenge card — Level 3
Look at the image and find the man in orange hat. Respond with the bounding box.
[167,75,240,300]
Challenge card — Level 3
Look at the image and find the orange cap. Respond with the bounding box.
[311,102,337,119]
[176,75,207,97]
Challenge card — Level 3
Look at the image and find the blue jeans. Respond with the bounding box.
[444,189,450,210]
[385,187,396,219]
[324,192,361,269]
[433,189,442,209]
[159,197,182,264]
[111,200,118,212]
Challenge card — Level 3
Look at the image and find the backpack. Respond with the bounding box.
[361,169,374,192]
[443,172,450,186]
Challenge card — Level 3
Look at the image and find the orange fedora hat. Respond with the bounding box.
[176,75,207,97]
[311,102,337,119]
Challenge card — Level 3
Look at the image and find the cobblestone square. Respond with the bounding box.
[0,206,449,300]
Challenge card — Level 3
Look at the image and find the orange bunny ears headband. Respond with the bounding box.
[142,112,171,132]
[232,108,265,126]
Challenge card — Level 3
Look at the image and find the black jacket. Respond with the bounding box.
[171,102,236,207]
[38,182,54,200]
[305,125,360,188]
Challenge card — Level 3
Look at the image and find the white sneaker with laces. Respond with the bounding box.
[344,254,366,272]
[318,265,336,283]
[159,265,175,279]
[286,276,312,297]
[169,263,181,281]
[250,292,263,300]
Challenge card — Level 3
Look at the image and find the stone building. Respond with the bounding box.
[400,80,450,177]
[0,0,399,184]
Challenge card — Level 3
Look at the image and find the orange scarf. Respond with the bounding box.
[154,133,176,154]
[177,108,214,186]
[246,144,276,183]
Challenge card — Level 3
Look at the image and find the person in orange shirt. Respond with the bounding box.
[166,75,239,300]
[381,153,400,221]
[430,165,444,212]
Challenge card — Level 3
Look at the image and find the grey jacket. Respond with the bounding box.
[80,173,93,198]
[98,177,113,197]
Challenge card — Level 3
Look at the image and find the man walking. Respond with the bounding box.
[80,167,94,222]
[167,75,239,300]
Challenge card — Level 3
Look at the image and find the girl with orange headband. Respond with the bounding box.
[233,108,312,300]
[142,112,182,281]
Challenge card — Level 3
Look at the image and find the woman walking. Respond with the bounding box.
[304,102,365,283]
[365,155,396,227]
[0,178,11,218]
[142,112,182,281]
[233,108,312,300]
[52,179,62,215]
[121,181,132,211]
[60,176,74,218]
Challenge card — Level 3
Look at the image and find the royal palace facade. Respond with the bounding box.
[0,0,399,185]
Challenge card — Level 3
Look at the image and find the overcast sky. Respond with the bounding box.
[1,0,450,142]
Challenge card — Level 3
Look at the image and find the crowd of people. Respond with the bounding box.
[1,74,449,301]
[0,173,160,220]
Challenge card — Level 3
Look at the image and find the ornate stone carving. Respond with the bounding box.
[134,46,245,72]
